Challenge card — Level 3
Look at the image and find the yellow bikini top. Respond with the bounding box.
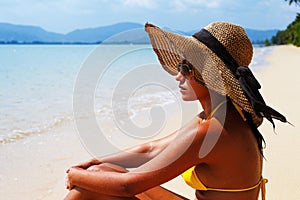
[181,166,268,196]
[206,99,246,121]
[181,100,268,199]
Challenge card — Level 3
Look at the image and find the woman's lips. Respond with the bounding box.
[179,85,187,93]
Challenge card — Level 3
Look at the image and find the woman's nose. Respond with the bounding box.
[175,72,185,82]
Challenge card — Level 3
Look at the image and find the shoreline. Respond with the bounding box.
[0,44,268,145]
[1,45,299,199]
[0,120,91,200]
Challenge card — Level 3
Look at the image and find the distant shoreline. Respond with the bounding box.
[0,41,151,45]
[0,22,277,46]
[0,41,266,45]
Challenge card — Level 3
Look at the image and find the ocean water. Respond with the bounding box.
[0,45,95,143]
[0,44,271,144]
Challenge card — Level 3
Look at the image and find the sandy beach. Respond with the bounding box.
[0,45,299,200]
[256,45,300,200]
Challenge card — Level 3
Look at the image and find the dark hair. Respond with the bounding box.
[243,111,266,155]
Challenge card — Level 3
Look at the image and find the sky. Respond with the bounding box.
[0,0,299,33]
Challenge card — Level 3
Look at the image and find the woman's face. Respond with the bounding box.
[175,60,208,101]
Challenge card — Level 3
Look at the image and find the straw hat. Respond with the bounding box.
[145,22,287,127]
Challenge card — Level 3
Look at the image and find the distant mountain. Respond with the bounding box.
[0,22,145,44]
[0,22,279,44]
[65,22,144,43]
[0,23,64,43]
[245,29,279,44]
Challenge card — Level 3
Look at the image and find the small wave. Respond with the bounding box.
[128,90,177,119]
[250,46,273,71]
[94,88,179,121]
[0,116,71,144]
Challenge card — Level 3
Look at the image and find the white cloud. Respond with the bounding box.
[121,0,157,9]
[174,0,221,9]
[168,0,222,13]
[185,0,221,8]
[0,0,298,32]
[168,0,187,12]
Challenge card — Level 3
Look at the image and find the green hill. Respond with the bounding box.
[271,13,300,46]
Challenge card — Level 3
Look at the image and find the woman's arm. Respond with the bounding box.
[73,129,178,169]
[67,117,220,197]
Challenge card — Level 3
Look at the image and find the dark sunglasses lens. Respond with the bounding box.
[176,64,191,76]
[176,64,180,72]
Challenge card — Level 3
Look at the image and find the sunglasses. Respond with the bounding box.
[176,63,194,77]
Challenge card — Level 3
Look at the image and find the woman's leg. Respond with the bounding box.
[64,163,189,200]
[65,186,189,200]
[64,163,133,200]
[136,186,190,200]
[64,186,139,200]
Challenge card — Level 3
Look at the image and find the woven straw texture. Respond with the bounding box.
[145,22,263,127]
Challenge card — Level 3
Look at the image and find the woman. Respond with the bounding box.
[65,22,288,200]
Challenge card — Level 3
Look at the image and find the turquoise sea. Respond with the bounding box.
[0,44,271,144]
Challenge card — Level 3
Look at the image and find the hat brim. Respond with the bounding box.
[145,23,263,127]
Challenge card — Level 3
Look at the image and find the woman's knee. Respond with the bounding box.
[64,187,89,200]
[87,163,128,173]
[86,164,106,172]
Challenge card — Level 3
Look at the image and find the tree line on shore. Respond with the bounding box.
[267,13,300,47]
[266,1,300,46]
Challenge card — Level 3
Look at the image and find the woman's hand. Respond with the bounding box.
[65,158,101,190]
[65,167,74,190]
[65,166,83,190]
[66,158,101,173]
[75,158,101,169]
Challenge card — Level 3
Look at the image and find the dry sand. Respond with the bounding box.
[256,45,300,200]
[0,45,299,200]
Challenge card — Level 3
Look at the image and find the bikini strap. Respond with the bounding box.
[206,177,268,194]
[232,101,247,121]
[261,178,268,200]
[206,100,228,120]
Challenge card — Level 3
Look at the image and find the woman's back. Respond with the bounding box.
[194,105,263,200]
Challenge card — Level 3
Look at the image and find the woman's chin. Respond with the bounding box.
[181,95,197,101]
